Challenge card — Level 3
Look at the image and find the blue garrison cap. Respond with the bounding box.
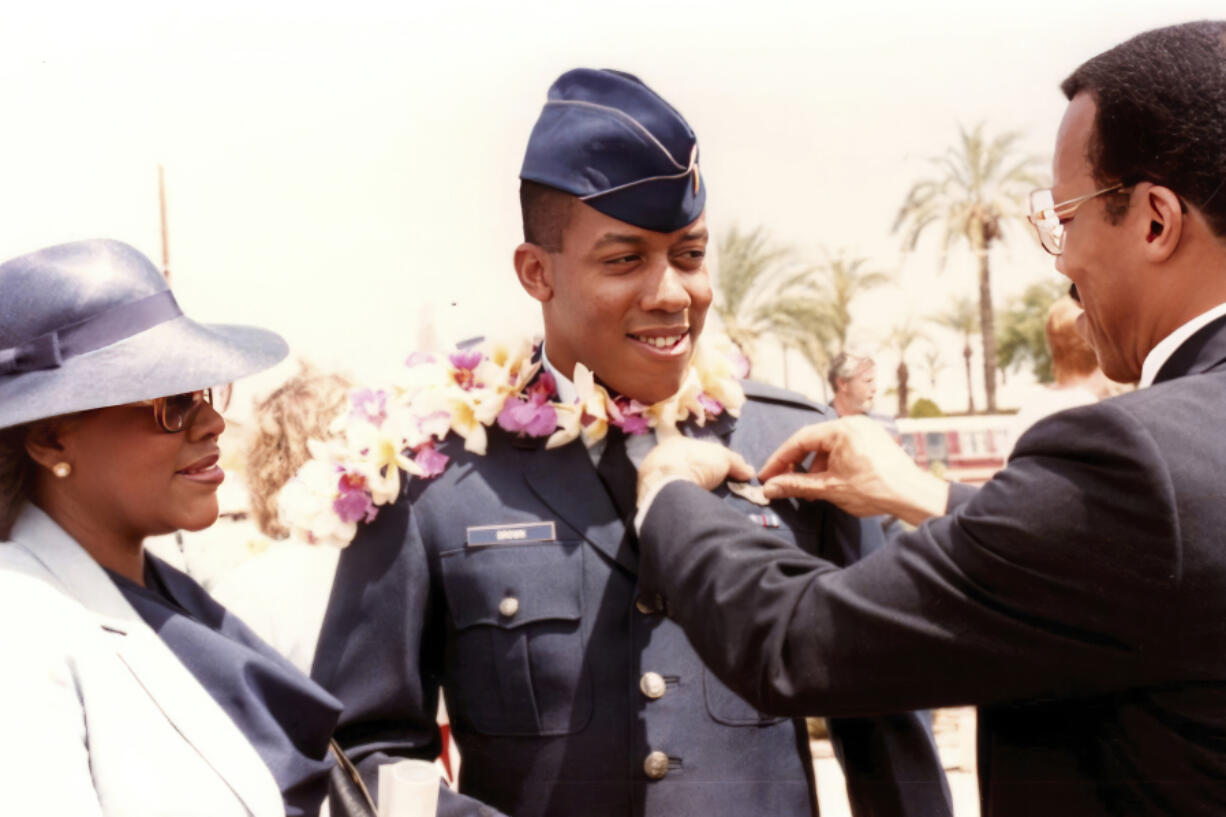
[520,68,706,233]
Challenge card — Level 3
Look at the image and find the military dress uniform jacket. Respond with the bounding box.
[312,380,949,817]
[637,316,1226,817]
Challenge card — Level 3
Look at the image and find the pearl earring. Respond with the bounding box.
[52,462,72,479]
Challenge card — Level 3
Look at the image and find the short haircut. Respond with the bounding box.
[520,180,576,252]
[1061,22,1226,236]
[827,350,875,393]
[1046,296,1099,382]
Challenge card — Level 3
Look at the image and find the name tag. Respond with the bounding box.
[466,521,558,547]
[745,512,781,529]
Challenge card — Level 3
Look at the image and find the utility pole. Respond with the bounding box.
[158,164,171,283]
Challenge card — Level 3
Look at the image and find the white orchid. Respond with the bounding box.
[282,335,745,547]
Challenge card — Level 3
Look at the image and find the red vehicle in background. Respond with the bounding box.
[896,416,1012,485]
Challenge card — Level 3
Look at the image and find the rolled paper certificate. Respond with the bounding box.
[378,760,441,817]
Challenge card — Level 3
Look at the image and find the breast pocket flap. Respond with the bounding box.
[439,540,583,630]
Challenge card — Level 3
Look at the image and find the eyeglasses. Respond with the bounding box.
[1027,184,1127,255]
[143,386,232,433]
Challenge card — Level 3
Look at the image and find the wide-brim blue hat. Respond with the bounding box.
[0,239,289,430]
[520,68,706,233]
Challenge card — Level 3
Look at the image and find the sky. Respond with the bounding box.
[1,0,1222,412]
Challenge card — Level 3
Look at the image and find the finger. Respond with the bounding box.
[806,450,830,475]
[727,451,755,482]
[759,424,835,481]
[762,472,832,502]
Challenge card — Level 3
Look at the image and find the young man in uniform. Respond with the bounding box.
[312,68,948,817]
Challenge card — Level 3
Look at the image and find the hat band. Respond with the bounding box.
[0,290,182,376]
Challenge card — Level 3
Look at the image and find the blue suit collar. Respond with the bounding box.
[1153,313,1226,384]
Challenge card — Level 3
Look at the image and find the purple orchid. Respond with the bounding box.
[412,442,450,478]
[527,372,558,402]
[333,472,377,524]
[349,388,389,428]
[611,397,651,435]
[497,396,558,437]
[697,392,724,417]
[449,350,484,390]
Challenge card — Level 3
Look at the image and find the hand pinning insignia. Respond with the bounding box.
[727,480,769,506]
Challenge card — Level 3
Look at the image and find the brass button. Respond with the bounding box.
[639,672,666,700]
[643,750,669,780]
[498,596,519,618]
[635,594,660,614]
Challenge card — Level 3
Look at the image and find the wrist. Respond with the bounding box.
[888,471,950,526]
[637,464,696,507]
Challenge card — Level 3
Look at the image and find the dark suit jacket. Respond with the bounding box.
[312,381,950,817]
[638,316,1226,817]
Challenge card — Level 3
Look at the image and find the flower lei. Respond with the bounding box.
[278,336,747,547]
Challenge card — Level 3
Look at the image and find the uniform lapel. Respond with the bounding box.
[693,404,738,444]
[520,396,741,576]
[522,438,638,575]
[10,507,283,817]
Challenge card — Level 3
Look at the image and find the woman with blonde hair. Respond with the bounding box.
[212,365,353,673]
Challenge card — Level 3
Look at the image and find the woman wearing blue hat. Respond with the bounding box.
[0,240,343,817]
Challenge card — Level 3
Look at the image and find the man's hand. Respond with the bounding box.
[637,437,755,507]
[758,415,950,525]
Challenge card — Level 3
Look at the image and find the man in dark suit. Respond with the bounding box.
[632,21,1226,817]
[311,69,950,817]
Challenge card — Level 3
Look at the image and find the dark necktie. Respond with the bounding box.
[596,426,638,528]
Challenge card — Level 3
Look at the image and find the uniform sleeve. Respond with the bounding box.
[0,598,105,817]
[639,400,1180,717]
[311,497,508,817]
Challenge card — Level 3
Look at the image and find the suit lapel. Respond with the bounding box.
[9,507,282,817]
[522,438,638,575]
[1154,313,1226,384]
[108,627,284,817]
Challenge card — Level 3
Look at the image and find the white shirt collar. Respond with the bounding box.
[540,344,579,405]
[1138,301,1226,388]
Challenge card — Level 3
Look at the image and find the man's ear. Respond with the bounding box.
[514,243,554,303]
[1143,185,1184,262]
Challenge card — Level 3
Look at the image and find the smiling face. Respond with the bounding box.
[1053,93,1153,383]
[525,201,712,404]
[49,399,227,543]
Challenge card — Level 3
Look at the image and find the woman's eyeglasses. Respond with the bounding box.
[144,386,232,433]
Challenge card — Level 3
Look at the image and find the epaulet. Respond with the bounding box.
[739,379,834,418]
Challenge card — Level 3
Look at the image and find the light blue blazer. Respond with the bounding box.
[0,505,285,817]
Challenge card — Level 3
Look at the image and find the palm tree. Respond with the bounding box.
[887,322,926,418]
[921,344,945,391]
[768,296,839,397]
[713,225,805,359]
[931,296,980,414]
[810,250,892,354]
[894,122,1045,412]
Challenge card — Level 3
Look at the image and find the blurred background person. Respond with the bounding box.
[828,350,879,418]
[1006,295,1116,454]
[211,365,351,674]
[0,239,339,817]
